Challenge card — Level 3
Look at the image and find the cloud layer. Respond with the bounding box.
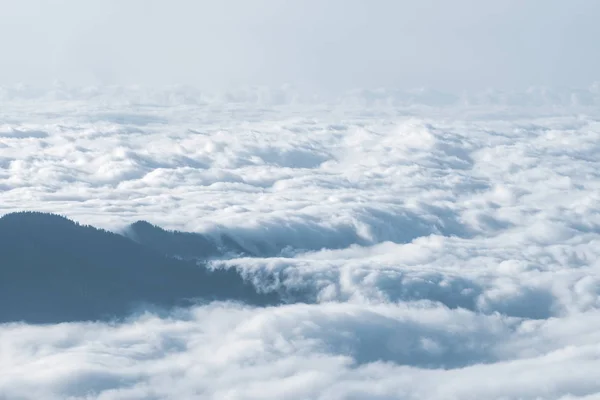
[1,92,600,399]
[3,304,600,399]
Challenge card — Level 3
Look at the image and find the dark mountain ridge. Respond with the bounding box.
[124,220,252,260]
[0,212,280,324]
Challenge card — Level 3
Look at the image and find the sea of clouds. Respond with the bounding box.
[1,86,600,399]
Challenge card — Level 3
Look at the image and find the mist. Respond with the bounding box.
[1,0,599,93]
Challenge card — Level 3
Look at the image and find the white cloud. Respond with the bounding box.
[2,303,600,399]
[1,92,600,398]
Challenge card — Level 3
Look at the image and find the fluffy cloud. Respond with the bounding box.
[2,303,600,399]
[1,90,600,399]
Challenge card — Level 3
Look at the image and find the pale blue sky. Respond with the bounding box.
[1,0,598,92]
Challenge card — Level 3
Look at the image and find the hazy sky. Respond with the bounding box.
[1,0,598,92]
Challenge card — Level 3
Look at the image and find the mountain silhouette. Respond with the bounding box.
[125,220,252,259]
[0,212,280,324]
